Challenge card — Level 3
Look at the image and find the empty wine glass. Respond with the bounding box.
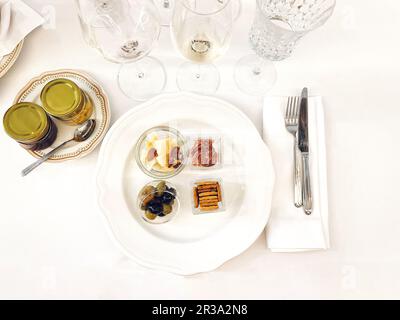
[153,0,175,26]
[235,0,336,96]
[171,0,240,94]
[76,0,123,46]
[76,0,166,101]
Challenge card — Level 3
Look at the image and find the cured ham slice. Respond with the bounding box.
[191,139,218,167]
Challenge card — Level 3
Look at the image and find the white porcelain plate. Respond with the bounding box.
[96,93,275,275]
[13,69,111,162]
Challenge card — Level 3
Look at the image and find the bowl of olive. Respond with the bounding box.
[137,180,179,224]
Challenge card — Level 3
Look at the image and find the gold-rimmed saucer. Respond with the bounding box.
[13,69,111,162]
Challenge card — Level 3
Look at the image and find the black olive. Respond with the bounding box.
[162,192,173,204]
[148,201,163,214]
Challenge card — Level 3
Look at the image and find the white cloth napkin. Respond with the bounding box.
[263,96,330,252]
[0,0,44,57]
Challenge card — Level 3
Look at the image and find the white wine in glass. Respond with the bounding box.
[177,29,230,63]
[171,0,238,94]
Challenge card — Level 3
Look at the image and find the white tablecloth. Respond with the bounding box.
[0,0,399,299]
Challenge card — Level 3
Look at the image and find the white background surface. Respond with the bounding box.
[0,0,399,299]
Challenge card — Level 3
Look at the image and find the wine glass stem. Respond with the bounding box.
[195,64,202,80]
[136,64,145,79]
[253,59,266,76]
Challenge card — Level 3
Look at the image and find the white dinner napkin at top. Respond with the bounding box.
[263,96,330,252]
[0,0,44,57]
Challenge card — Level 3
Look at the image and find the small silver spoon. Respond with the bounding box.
[21,119,96,177]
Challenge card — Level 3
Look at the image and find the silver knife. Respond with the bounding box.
[298,88,312,215]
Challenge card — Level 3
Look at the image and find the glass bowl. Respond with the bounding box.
[137,180,180,224]
[135,126,187,179]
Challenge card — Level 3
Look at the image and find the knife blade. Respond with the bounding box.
[298,88,309,154]
[298,88,312,215]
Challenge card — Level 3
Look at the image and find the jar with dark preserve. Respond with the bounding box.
[3,102,58,151]
[40,78,93,126]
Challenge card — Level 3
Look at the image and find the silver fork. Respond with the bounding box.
[285,97,302,208]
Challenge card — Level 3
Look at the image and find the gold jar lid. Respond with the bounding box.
[3,102,49,143]
[41,79,83,117]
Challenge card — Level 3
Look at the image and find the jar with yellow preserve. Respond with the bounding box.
[3,102,58,151]
[40,78,93,125]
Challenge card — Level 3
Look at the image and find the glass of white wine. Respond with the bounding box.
[171,0,239,94]
[76,0,166,101]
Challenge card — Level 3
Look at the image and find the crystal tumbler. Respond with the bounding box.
[250,0,336,61]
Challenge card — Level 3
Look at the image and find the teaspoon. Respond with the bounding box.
[21,119,96,177]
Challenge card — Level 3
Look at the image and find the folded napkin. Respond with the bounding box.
[263,96,330,252]
[0,0,44,57]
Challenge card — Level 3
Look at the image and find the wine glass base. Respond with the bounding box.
[234,54,277,96]
[176,62,220,95]
[118,57,167,101]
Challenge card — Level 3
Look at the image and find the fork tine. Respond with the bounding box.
[292,97,298,121]
[291,97,297,123]
[295,96,300,120]
[290,97,296,122]
[289,97,294,120]
[285,97,292,119]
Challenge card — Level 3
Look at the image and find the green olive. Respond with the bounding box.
[141,185,155,198]
[163,204,173,215]
[141,193,154,209]
[145,211,157,221]
[156,181,167,196]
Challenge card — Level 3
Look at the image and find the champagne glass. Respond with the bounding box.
[76,0,166,101]
[235,0,336,96]
[171,0,239,94]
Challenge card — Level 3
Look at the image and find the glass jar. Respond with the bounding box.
[3,102,58,151]
[40,78,94,125]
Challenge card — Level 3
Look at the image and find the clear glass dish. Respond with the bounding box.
[135,126,187,179]
[137,180,179,224]
[188,134,222,170]
[191,177,225,214]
